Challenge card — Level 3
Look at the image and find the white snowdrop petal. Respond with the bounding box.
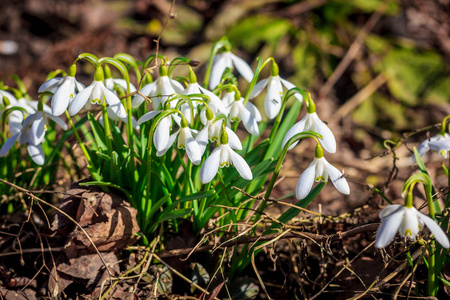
[240,105,259,136]
[246,102,262,122]
[229,148,252,180]
[27,144,45,166]
[30,112,45,146]
[429,140,450,153]
[210,54,228,89]
[280,78,303,103]
[324,160,349,195]
[265,78,282,119]
[226,127,242,150]
[417,211,450,248]
[250,78,269,99]
[230,53,254,82]
[68,84,93,116]
[156,131,178,157]
[51,78,73,116]
[48,115,68,130]
[137,110,160,126]
[379,204,402,219]
[154,117,172,152]
[102,86,127,118]
[200,147,222,184]
[282,118,306,150]
[296,161,317,200]
[0,132,20,156]
[38,77,62,93]
[196,127,209,157]
[184,131,202,165]
[132,82,156,108]
[312,113,336,153]
[375,208,404,248]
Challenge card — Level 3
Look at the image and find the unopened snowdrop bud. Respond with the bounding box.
[295,143,349,200]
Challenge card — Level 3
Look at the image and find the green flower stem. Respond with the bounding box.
[242,57,266,106]
[65,111,101,181]
[255,132,322,224]
[100,102,113,155]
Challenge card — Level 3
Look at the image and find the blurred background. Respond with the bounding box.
[1,0,449,213]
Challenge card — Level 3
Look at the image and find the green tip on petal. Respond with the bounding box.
[220,128,229,145]
[68,64,77,77]
[159,65,168,77]
[189,67,197,83]
[94,66,104,81]
[205,107,214,121]
[314,144,324,158]
[104,65,112,79]
[270,60,279,77]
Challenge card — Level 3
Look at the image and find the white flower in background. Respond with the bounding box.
[250,62,303,119]
[99,106,139,129]
[132,66,183,109]
[209,51,254,89]
[375,205,450,249]
[282,111,336,154]
[296,145,349,200]
[38,64,84,116]
[200,131,252,184]
[225,92,261,136]
[414,132,450,161]
[68,67,127,118]
[0,104,67,165]
[428,139,450,158]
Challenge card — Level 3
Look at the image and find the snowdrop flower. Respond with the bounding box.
[156,116,201,165]
[196,107,242,156]
[296,144,349,200]
[414,132,450,161]
[0,103,67,165]
[200,130,252,184]
[210,50,254,89]
[250,62,303,119]
[132,66,183,109]
[68,67,126,118]
[38,64,84,116]
[375,205,449,249]
[282,98,336,153]
[428,139,450,157]
[137,110,179,153]
[225,91,261,136]
[105,78,136,96]
[99,106,139,129]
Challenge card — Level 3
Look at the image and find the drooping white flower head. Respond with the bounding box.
[295,145,349,200]
[224,91,261,136]
[200,130,252,184]
[38,64,85,116]
[282,98,336,153]
[427,139,450,158]
[209,51,254,89]
[414,132,450,161]
[0,103,67,165]
[68,67,127,118]
[132,66,183,109]
[375,205,450,249]
[250,62,303,119]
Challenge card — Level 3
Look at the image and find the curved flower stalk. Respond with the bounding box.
[224,91,261,136]
[200,129,252,184]
[38,64,85,116]
[282,96,336,153]
[250,61,303,119]
[0,103,67,165]
[68,67,127,118]
[131,65,183,109]
[375,204,449,249]
[296,144,349,200]
[209,50,254,89]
